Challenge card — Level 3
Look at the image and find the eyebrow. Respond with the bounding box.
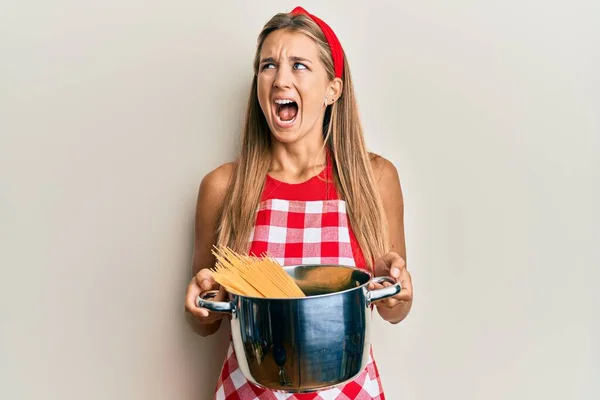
[259,56,313,64]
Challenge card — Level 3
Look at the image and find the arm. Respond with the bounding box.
[370,155,413,324]
[185,162,234,337]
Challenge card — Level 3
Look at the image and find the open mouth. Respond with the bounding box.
[274,99,298,126]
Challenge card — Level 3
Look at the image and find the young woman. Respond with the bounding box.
[185,7,413,399]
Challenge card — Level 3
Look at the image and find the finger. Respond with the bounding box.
[389,259,406,279]
[186,293,222,322]
[374,254,392,275]
[375,298,401,309]
[185,276,223,321]
[394,292,412,302]
[185,282,207,318]
[395,271,413,302]
[379,252,401,267]
[195,270,214,291]
[380,289,410,305]
[195,269,218,291]
[375,252,406,277]
[374,272,412,307]
[189,306,209,319]
[370,284,400,308]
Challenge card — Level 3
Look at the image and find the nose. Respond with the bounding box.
[273,65,292,89]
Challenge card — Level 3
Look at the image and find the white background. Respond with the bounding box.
[1,1,599,399]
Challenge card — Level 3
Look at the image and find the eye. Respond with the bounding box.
[293,62,308,70]
[261,63,276,71]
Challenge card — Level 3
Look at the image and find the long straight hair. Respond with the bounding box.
[216,12,388,269]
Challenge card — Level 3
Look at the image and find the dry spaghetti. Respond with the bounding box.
[211,245,306,298]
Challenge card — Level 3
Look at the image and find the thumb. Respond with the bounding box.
[374,253,393,276]
[374,252,405,277]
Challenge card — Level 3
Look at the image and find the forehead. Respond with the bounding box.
[260,29,319,59]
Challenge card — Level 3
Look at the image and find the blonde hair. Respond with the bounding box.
[216,12,389,269]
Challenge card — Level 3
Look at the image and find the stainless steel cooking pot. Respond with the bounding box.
[196,264,401,393]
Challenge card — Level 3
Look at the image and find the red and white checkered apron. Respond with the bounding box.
[213,159,385,400]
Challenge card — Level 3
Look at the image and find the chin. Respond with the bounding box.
[267,116,303,143]
[269,128,303,144]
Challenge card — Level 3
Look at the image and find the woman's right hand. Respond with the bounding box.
[185,268,227,324]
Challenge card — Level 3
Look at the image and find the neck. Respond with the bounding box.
[270,135,328,182]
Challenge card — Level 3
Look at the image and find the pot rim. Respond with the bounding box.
[226,264,374,301]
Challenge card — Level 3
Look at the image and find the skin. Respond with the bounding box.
[184,30,413,336]
[257,29,343,181]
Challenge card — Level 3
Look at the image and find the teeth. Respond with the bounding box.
[274,99,294,104]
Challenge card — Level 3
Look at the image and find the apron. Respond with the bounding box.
[213,157,386,400]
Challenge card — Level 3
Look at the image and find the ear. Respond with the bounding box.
[325,77,343,105]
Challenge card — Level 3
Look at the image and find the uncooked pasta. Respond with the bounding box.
[211,245,306,298]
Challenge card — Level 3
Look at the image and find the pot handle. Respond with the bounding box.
[366,277,402,305]
[196,290,235,315]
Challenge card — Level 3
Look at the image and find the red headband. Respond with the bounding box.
[291,6,344,79]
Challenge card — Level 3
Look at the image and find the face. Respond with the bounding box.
[256,29,342,145]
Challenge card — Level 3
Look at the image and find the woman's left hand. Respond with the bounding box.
[368,252,413,323]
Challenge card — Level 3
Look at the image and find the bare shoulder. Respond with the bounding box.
[368,152,401,190]
[197,162,236,206]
